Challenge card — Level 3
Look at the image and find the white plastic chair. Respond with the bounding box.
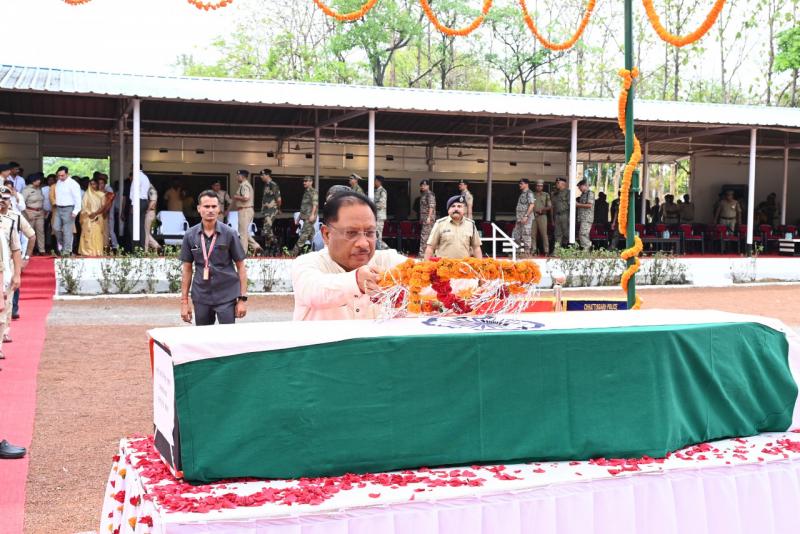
[226,211,257,236]
[156,211,190,246]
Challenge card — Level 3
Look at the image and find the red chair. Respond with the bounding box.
[480,221,493,237]
[382,221,399,249]
[712,224,740,254]
[739,224,763,251]
[398,221,416,254]
[680,224,704,254]
[589,223,609,249]
[759,224,779,252]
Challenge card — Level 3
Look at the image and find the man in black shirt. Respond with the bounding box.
[180,190,248,326]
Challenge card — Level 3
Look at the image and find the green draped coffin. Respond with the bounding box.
[149,310,799,483]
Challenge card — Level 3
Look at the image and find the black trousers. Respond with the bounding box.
[194,300,236,326]
[123,199,149,251]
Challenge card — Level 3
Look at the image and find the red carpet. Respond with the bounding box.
[0,257,55,534]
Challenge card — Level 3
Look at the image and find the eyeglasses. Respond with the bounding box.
[326,225,377,241]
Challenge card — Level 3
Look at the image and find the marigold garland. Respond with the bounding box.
[518,0,596,51]
[62,0,92,4]
[188,0,233,9]
[617,68,643,310]
[379,257,542,316]
[419,0,493,37]
[641,0,726,47]
[312,0,379,22]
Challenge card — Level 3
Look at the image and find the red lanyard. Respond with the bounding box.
[201,232,217,280]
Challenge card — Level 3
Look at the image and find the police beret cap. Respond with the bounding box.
[447,195,466,210]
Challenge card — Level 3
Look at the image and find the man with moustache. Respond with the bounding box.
[291,191,406,321]
[424,195,482,260]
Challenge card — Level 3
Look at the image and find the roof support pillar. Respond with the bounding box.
[782,147,789,226]
[368,110,375,199]
[132,98,141,243]
[314,128,320,191]
[746,128,757,249]
[641,142,649,224]
[568,119,578,244]
[486,136,494,221]
[118,116,125,233]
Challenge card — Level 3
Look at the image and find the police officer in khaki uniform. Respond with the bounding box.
[660,194,681,225]
[349,173,365,195]
[290,176,318,257]
[457,179,474,220]
[576,179,595,250]
[21,174,45,254]
[512,178,535,258]
[231,170,262,255]
[211,180,232,219]
[714,190,741,231]
[418,180,436,256]
[424,195,482,260]
[531,179,551,256]
[550,177,570,250]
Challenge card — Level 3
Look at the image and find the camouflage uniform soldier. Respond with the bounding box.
[374,175,388,250]
[550,177,570,250]
[531,179,551,255]
[259,168,282,253]
[418,179,435,256]
[349,173,365,195]
[576,179,595,250]
[512,179,535,257]
[290,176,318,256]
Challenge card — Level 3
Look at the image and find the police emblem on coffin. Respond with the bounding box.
[422,315,544,331]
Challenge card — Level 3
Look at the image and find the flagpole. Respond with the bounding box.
[624,0,638,308]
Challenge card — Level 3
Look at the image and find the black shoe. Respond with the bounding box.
[11,314,19,320]
[0,439,26,459]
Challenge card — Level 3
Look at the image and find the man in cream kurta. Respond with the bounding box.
[291,191,406,321]
[292,248,406,320]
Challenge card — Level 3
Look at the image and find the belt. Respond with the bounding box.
[238,206,254,210]
[720,216,736,220]
[26,207,42,211]
[56,205,74,208]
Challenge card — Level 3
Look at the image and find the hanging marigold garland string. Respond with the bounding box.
[62,0,92,4]
[641,0,726,47]
[517,0,596,51]
[419,0,493,37]
[187,0,233,9]
[311,0,380,22]
[617,67,643,310]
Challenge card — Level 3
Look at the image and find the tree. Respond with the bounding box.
[714,0,755,104]
[775,25,800,105]
[328,0,422,86]
[483,5,564,94]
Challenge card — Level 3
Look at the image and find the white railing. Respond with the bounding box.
[480,222,519,260]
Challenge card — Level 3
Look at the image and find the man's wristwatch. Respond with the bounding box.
[22,255,30,261]
[237,295,248,302]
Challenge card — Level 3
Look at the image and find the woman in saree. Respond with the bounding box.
[78,177,107,256]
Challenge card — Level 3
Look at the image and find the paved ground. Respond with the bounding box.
[23,286,800,533]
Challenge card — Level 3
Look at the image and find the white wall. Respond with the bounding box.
[0,130,567,187]
[692,154,800,226]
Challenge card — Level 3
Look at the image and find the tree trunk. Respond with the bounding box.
[792,68,798,107]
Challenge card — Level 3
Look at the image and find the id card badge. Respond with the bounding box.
[200,233,217,283]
